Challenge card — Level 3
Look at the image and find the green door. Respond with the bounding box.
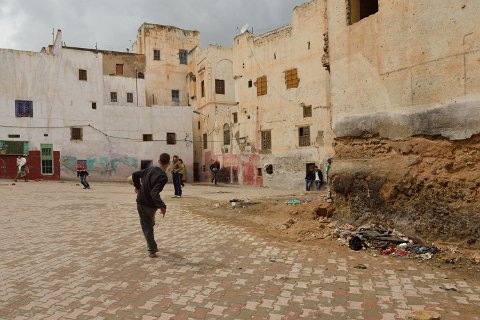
[40,144,53,175]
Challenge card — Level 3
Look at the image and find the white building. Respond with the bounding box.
[0,34,193,181]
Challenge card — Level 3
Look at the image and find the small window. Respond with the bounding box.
[307,41,311,50]
[257,168,263,177]
[153,49,161,61]
[261,130,271,150]
[15,100,33,117]
[137,72,145,79]
[79,69,87,81]
[110,92,118,103]
[215,79,225,95]
[8,134,20,138]
[167,132,176,145]
[201,80,205,98]
[299,126,310,147]
[285,69,299,89]
[40,144,53,175]
[248,80,253,88]
[265,164,274,175]
[198,121,201,130]
[143,134,153,142]
[203,133,208,149]
[257,76,267,96]
[71,128,83,141]
[233,112,238,124]
[223,124,230,145]
[0,140,28,155]
[92,102,97,110]
[179,49,188,65]
[172,90,180,102]
[303,105,312,118]
[127,93,134,103]
[348,0,379,25]
[116,64,124,76]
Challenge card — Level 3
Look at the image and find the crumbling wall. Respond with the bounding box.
[331,135,480,244]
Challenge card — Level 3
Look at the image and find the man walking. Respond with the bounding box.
[210,159,220,185]
[14,155,28,182]
[132,153,170,258]
[76,165,90,189]
[171,155,182,198]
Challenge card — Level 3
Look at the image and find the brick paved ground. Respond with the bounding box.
[1,181,479,319]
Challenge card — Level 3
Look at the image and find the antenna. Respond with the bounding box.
[240,23,249,34]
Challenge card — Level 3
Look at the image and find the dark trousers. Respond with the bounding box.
[80,176,90,188]
[137,204,158,253]
[173,173,182,196]
[212,171,218,185]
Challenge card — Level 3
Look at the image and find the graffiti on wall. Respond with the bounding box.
[61,155,139,176]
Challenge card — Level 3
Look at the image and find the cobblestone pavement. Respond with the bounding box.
[1,181,479,319]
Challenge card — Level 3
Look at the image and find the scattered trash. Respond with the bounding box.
[287,199,302,205]
[381,248,409,257]
[348,236,363,251]
[354,264,367,269]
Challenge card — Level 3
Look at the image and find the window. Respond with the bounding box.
[261,130,271,150]
[8,134,20,138]
[348,0,379,25]
[110,92,117,103]
[137,72,145,79]
[203,133,208,149]
[143,134,153,141]
[303,105,312,118]
[299,126,310,147]
[201,80,205,97]
[141,160,153,170]
[198,121,201,130]
[127,93,134,103]
[167,132,176,145]
[153,49,161,61]
[40,144,53,175]
[257,168,263,177]
[115,64,124,76]
[15,100,33,118]
[248,80,253,88]
[0,141,28,155]
[257,76,267,96]
[92,102,97,110]
[172,90,180,103]
[233,112,238,124]
[79,69,87,81]
[215,79,225,95]
[179,49,188,65]
[71,128,83,141]
[223,124,230,145]
[285,69,300,89]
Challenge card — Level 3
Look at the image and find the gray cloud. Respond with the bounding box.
[0,0,307,52]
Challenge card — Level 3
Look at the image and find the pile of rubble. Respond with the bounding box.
[334,224,440,260]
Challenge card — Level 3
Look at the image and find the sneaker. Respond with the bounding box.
[171,195,178,198]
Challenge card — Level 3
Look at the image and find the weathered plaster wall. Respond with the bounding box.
[133,24,200,106]
[0,48,193,181]
[103,75,146,107]
[232,0,334,188]
[327,0,480,139]
[101,51,145,78]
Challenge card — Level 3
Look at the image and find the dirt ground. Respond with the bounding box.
[179,183,480,279]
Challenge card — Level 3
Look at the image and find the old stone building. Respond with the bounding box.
[0,31,193,181]
[133,23,200,106]
[324,0,480,240]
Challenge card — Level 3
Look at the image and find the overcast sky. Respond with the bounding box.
[0,0,307,52]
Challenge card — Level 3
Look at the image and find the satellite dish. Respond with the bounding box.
[240,23,249,34]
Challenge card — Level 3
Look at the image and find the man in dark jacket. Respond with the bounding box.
[132,153,170,258]
[209,160,220,185]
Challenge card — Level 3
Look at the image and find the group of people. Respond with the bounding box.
[305,157,333,192]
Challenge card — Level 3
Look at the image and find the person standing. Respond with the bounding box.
[305,167,315,192]
[76,165,91,189]
[171,155,182,198]
[314,166,323,191]
[210,160,220,185]
[14,155,28,182]
[326,157,333,202]
[179,159,187,187]
[132,153,170,258]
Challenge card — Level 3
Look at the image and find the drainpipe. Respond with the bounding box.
[135,68,139,106]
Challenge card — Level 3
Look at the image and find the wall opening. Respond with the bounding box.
[223,124,231,145]
[348,0,379,25]
[257,168,263,177]
[143,134,153,142]
[265,164,274,175]
[306,162,316,174]
[166,133,176,145]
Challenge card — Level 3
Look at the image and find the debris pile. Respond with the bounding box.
[334,224,439,260]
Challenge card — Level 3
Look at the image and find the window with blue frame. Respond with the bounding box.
[15,100,33,117]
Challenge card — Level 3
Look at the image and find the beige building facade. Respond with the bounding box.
[133,23,200,106]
